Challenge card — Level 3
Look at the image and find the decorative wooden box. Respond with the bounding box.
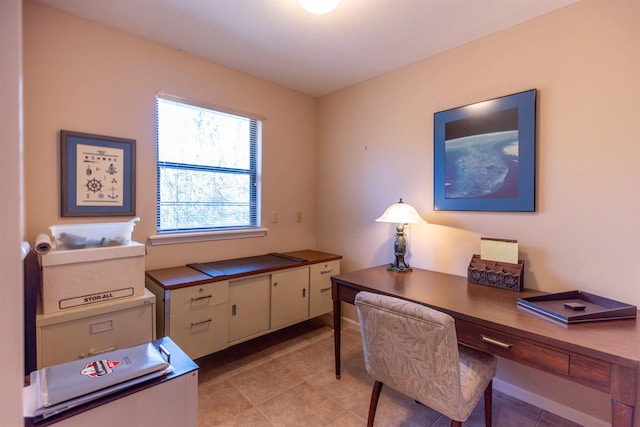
[467,254,524,291]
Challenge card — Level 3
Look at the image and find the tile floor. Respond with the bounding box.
[195,317,582,427]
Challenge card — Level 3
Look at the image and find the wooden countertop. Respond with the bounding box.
[146,250,341,290]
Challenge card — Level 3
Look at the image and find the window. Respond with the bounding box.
[156,95,261,233]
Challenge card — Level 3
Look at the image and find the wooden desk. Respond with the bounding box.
[331,266,639,427]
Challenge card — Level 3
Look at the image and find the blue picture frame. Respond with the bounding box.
[434,89,536,211]
[61,130,136,217]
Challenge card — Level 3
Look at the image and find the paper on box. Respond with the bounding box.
[480,237,518,264]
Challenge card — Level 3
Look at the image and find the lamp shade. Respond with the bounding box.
[376,199,426,224]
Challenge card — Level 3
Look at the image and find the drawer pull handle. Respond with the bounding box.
[191,318,213,327]
[88,346,117,356]
[90,319,114,334]
[320,269,333,275]
[480,334,513,349]
[191,294,212,302]
[320,286,332,293]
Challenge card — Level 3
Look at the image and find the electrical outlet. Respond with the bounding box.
[271,211,279,223]
[296,211,303,223]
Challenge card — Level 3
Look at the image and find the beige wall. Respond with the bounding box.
[1,0,24,424]
[17,0,640,424]
[317,0,639,424]
[23,0,318,270]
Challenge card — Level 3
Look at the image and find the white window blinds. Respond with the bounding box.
[156,95,261,232]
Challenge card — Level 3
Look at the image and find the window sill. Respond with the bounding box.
[148,228,268,246]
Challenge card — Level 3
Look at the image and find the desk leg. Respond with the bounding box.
[333,298,342,379]
[611,364,636,427]
[612,400,634,427]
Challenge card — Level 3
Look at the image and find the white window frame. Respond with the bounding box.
[149,93,266,246]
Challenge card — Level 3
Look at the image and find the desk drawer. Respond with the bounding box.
[456,320,570,376]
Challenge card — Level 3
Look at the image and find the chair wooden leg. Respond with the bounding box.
[484,379,493,427]
[451,379,492,427]
[367,381,384,427]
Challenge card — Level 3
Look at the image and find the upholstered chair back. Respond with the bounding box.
[355,291,497,423]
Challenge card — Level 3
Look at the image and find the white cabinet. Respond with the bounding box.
[309,260,340,318]
[271,267,310,329]
[36,289,156,369]
[50,370,197,427]
[145,251,341,360]
[228,275,271,343]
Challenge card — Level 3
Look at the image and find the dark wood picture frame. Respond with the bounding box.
[61,130,136,217]
[433,89,536,211]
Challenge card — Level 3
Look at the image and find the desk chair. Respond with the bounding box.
[355,291,497,427]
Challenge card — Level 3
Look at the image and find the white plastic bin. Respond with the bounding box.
[49,217,140,250]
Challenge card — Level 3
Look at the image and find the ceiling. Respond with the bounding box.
[37,0,579,97]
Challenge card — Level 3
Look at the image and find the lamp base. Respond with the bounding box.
[386,223,413,273]
[386,263,413,273]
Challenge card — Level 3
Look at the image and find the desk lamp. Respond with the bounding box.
[376,198,425,272]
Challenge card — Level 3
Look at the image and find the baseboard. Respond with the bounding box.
[341,316,360,328]
[493,378,609,427]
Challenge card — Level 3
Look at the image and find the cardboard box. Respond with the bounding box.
[39,242,146,314]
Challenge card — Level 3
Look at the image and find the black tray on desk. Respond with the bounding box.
[517,290,637,323]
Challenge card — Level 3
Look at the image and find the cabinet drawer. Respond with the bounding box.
[170,304,228,359]
[38,301,154,368]
[456,320,570,376]
[169,281,228,316]
[310,260,340,318]
[310,260,340,281]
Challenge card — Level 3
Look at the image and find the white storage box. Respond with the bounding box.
[50,217,140,250]
[39,242,146,314]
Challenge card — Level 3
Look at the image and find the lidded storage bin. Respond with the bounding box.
[39,242,146,314]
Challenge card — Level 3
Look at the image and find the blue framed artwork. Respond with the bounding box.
[61,130,136,217]
[433,89,536,211]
